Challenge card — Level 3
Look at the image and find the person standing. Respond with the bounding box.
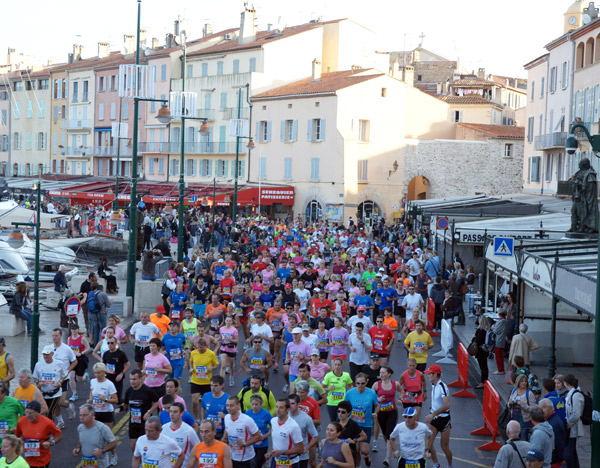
[508,324,540,368]
[564,374,585,468]
[265,398,305,468]
[472,317,491,389]
[88,283,111,347]
[72,403,118,468]
[424,365,452,468]
[491,310,507,374]
[529,406,554,468]
[493,420,531,468]
[538,398,566,468]
[389,407,433,468]
[344,373,379,467]
[132,417,184,468]
[79,272,97,334]
[188,419,233,468]
[161,402,200,467]
[223,395,261,468]
[15,401,62,468]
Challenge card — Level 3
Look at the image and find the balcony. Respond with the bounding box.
[534,132,568,151]
[195,108,214,120]
[61,119,93,131]
[138,141,244,154]
[89,145,133,157]
[61,146,91,157]
[219,107,250,120]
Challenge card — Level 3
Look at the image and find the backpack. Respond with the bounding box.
[161,281,171,297]
[482,330,496,353]
[573,389,593,425]
[87,291,100,314]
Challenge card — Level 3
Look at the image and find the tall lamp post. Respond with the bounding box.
[564,123,600,468]
[231,83,254,225]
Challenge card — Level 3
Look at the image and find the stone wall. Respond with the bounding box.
[403,138,524,199]
[414,62,456,85]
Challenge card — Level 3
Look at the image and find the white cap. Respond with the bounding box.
[292,327,302,334]
[42,345,54,355]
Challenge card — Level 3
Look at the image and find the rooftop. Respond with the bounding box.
[438,95,502,106]
[458,122,525,139]
[452,78,498,87]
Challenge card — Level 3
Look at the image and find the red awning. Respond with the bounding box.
[213,186,295,206]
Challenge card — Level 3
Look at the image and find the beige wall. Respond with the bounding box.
[449,103,503,125]
[404,87,454,139]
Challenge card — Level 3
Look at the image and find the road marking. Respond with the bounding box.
[452,456,493,468]
[74,411,130,468]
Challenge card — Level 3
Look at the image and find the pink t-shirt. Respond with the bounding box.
[310,362,331,383]
[102,326,126,342]
[262,269,274,286]
[219,326,238,352]
[158,394,187,411]
[144,352,170,388]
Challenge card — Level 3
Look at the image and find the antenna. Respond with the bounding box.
[418,32,425,48]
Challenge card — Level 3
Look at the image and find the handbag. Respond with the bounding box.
[467,340,479,356]
[161,281,171,297]
[497,405,511,431]
[459,283,470,295]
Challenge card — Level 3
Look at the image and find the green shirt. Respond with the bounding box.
[0,455,30,468]
[322,371,353,406]
[0,396,24,440]
[362,272,377,291]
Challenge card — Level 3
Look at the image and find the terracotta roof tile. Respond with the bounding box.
[458,122,525,139]
[251,69,383,99]
[452,78,497,87]
[439,95,502,106]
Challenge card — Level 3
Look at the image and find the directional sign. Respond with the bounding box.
[437,217,449,230]
[191,195,198,202]
[493,237,514,257]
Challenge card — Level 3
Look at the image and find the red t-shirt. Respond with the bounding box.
[310,298,334,318]
[369,326,394,355]
[298,396,321,421]
[16,415,61,467]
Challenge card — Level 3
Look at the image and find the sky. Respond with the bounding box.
[0,0,577,78]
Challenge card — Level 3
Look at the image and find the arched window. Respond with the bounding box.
[576,42,585,69]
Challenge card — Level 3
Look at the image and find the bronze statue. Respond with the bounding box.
[568,158,599,234]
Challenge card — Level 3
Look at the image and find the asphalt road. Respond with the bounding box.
[49,325,500,468]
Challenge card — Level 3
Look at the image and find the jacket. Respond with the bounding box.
[494,439,531,468]
[508,332,540,366]
[491,317,507,348]
[565,388,585,438]
[529,421,554,468]
[546,411,566,464]
[429,284,446,304]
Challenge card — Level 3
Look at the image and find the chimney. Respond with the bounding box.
[151,37,159,49]
[401,65,414,87]
[72,44,83,62]
[267,23,272,32]
[165,33,175,49]
[98,42,110,59]
[123,34,135,54]
[312,59,322,83]
[203,23,213,37]
[239,5,257,45]
[477,67,485,78]
[140,29,147,47]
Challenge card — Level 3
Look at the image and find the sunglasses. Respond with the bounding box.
[337,410,347,414]
[253,341,262,344]
[403,416,414,419]
[356,382,367,385]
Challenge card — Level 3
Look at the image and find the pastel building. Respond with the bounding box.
[49,66,69,174]
[0,83,9,174]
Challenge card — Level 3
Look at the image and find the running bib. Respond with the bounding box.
[333,338,343,345]
[236,308,243,317]
[374,338,383,349]
[211,318,219,327]
[331,391,344,400]
[40,372,56,386]
[24,439,40,458]
[0,421,8,437]
[207,416,223,430]
[250,358,264,368]
[351,405,366,424]
[275,457,292,468]
[70,345,80,353]
[146,368,157,378]
[414,342,424,353]
[405,460,420,468]
[404,391,420,403]
[137,336,150,347]
[228,436,243,456]
[82,456,98,466]
[199,452,218,468]
[223,287,231,295]
[142,458,159,468]
[272,320,281,331]
[185,331,196,339]
[131,407,142,424]
[106,363,116,374]
[169,349,183,360]
[172,310,182,320]
[196,366,208,379]
[379,401,394,412]
[92,396,106,412]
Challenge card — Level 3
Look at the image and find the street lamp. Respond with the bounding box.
[231,84,254,226]
[564,121,600,468]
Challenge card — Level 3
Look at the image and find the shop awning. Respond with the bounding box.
[213,186,295,207]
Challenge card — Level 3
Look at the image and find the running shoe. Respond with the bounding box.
[383,458,390,467]
[69,393,79,402]
[372,441,378,452]
[68,402,76,420]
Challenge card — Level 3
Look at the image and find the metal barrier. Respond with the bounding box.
[470,380,502,451]
[447,343,477,398]
[426,298,440,337]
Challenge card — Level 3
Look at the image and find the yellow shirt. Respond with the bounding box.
[404,331,434,364]
[190,349,218,385]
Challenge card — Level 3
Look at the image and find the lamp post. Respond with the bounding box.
[231,83,254,225]
[565,122,600,468]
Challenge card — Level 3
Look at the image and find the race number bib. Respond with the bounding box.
[70,345,80,353]
[351,405,366,424]
[250,358,263,369]
[199,452,219,468]
[207,416,223,430]
[82,456,98,466]
[172,310,182,320]
[331,391,344,400]
[24,439,40,458]
[414,342,424,353]
[169,348,183,360]
[92,396,106,412]
[223,287,231,295]
[106,363,116,374]
[142,457,159,468]
[185,331,196,340]
[40,372,56,386]
[380,401,394,412]
[275,457,292,468]
[236,307,243,317]
[405,460,421,468]
[374,338,383,349]
[137,335,150,347]
[196,366,208,379]
[131,407,142,424]
[145,368,157,378]
[0,421,8,437]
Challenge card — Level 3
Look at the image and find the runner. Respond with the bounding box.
[223,396,261,468]
[322,358,353,423]
[168,281,189,322]
[15,401,62,468]
[218,316,239,387]
[161,402,200,467]
[372,366,400,465]
[389,407,433,468]
[423,365,452,468]
[87,362,118,466]
[129,312,160,369]
[101,334,130,404]
[32,346,67,423]
[180,307,199,372]
[201,376,230,441]
[150,305,171,338]
[240,336,273,387]
[162,321,187,382]
[189,337,219,421]
[336,400,367,467]
[143,338,173,398]
[348,323,372,380]
[188,419,233,468]
[0,382,24,447]
[328,317,350,360]
[245,394,272,468]
[265,398,304,468]
[132,417,183,468]
[368,317,394,366]
[72,403,118,468]
[12,369,48,416]
[403,320,434,372]
[50,329,77,428]
[398,358,427,421]
[67,323,90,402]
[289,394,319,468]
[285,328,312,394]
[266,299,287,373]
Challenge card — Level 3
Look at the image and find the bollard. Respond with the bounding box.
[426,298,440,337]
[448,343,477,398]
[470,380,502,451]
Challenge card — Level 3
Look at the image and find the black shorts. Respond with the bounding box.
[134,345,150,363]
[319,351,329,361]
[95,411,114,424]
[74,358,88,377]
[272,331,282,339]
[129,423,146,440]
[372,352,389,359]
[429,414,451,433]
[221,351,237,359]
[402,402,422,408]
[61,380,69,392]
[191,383,211,396]
[148,384,166,398]
[395,304,406,318]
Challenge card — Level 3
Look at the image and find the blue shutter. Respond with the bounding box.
[207,159,213,177]
[231,159,236,178]
[149,158,155,174]
[292,120,298,142]
[223,160,229,178]
[256,122,260,142]
[281,120,286,141]
[240,160,245,179]
[266,121,271,142]
[219,126,226,153]
[204,93,212,111]
[220,92,227,110]
[159,158,165,174]
[320,119,326,141]
[307,119,312,142]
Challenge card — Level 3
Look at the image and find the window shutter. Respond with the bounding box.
[240,160,245,179]
[159,158,165,175]
[231,160,236,178]
[281,120,286,141]
[292,120,298,142]
[307,119,313,142]
[220,92,227,110]
[219,126,226,153]
[266,121,272,142]
[224,160,229,178]
[320,119,326,141]
[149,158,155,174]
[256,122,260,142]
[208,159,213,177]
[34,133,38,150]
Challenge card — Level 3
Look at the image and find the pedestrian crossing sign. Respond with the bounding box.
[493,237,514,257]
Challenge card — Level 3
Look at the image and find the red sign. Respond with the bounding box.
[65,297,81,317]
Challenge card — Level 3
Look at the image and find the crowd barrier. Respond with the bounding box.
[88,220,114,235]
[470,380,502,451]
[426,298,440,337]
[447,343,477,398]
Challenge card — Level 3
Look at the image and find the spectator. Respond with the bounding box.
[491,309,507,374]
[529,405,554,468]
[494,420,531,468]
[471,316,491,389]
[538,398,566,468]
[508,373,536,441]
[564,374,585,468]
[509,324,540,367]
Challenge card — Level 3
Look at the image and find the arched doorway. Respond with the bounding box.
[305,200,322,221]
[357,200,382,225]
[407,176,430,200]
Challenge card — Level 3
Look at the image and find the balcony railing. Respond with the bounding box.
[61,146,91,156]
[534,132,568,151]
[195,108,214,120]
[61,119,93,130]
[138,141,243,154]
[89,145,133,157]
[219,107,250,120]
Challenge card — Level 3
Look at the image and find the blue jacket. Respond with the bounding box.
[545,390,566,421]
[547,411,566,464]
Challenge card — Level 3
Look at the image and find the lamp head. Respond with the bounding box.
[199,122,210,135]
[156,104,173,124]
[565,134,578,155]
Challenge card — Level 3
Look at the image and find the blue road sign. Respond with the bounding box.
[493,237,514,257]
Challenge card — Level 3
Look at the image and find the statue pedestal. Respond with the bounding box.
[564,232,598,240]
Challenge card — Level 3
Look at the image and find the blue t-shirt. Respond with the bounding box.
[214,265,228,284]
[344,387,379,428]
[245,408,272,448]
[277,267,291,280]
[159,409,196,427]
[259,292,277,308]
[202,392,230,433]
[162,333,186,362]
[169,291,188,311]
[354,295,375,316]
[376,287,399,310]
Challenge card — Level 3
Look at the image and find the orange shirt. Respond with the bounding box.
[150,313,171,338]
[194,440,228,468]
[15,414,61,467]
[206,303,227,319]
[383,317,399,337]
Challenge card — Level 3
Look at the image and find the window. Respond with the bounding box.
[14,82,23,92]
[187,64,193,78]
[451,110,462,122]
[381,88,387,97]
[216,159,227,177]
[61,105,66,119]
[281,120,297,142]
[284,158,293,180]
[83,80,89,101]
[530,81,535,102]
[110,102,116,120]
[257,121,272,143]
[161,64,167,81]
[527,116,534,142]
[158,158,165,175]
[417,74,422,81]
[358,160,368,182]
[98,76,103,92]
[186,159,196,176]
[504,143,513,158]
[13,103,19,119]
[26,132,31,150]
[199,159,212,177]
[545,154,553,181]
[249,58,257,72]
[216,61,224,76]
[220,92,227,110]
[151,100,156,112]
[13,132,21,150]
[38,132,46,150]
[561,62,569,89]
[201,63,208,76]
[310,158,320,181]
[233,60,240,74]
[170,158,179,176]
[531,156,541,182]
[123,101,129,120]
[98,103,104,120]
[38,79,49,90]
[308,118,325,142]
[2,135,9,152]
[1,110,6,126]
[540,77,545,98]
[258,157,267,179]
[26,100,32,118]
[72,81,78,102]
[38,100,45,118]
[111,75,117,91]
[148,158,155,175]
[358,120,370,142]
[549,67,557,93]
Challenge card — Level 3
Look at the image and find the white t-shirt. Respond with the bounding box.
[224,413,259,461]
[349,333,372,366]
[250,323,274,352]
[161,421,200,467]
[90,378,117,413]
[130,322,160,347]
[402,293,424,312]
[33,360,66,397]
[430,380,450,417]
[390,422,432,461]
[133,434,182,468]
[301,333,318,350]
[53,343,77,378]
[269,416,304,465]
[347,316,373,334]
[407,259,421,276]
[294,289,311,311]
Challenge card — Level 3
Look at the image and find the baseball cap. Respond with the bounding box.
[378,267,386,272]
[357,305,366,311]
[70,322,80,329]
[301,323,310,331]
[292,327,302,334]
[370,353,380,360]
[313,288,321,293]
[26,401,42,413]
[424,364,442,375]
[524,449,544,462]
[375,273,382,277]
[311,349,320,356]
[218,258,224,263]
[402,407,417,417]
[42,345,54,355]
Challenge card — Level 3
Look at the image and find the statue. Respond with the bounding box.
[568,158,599,234]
